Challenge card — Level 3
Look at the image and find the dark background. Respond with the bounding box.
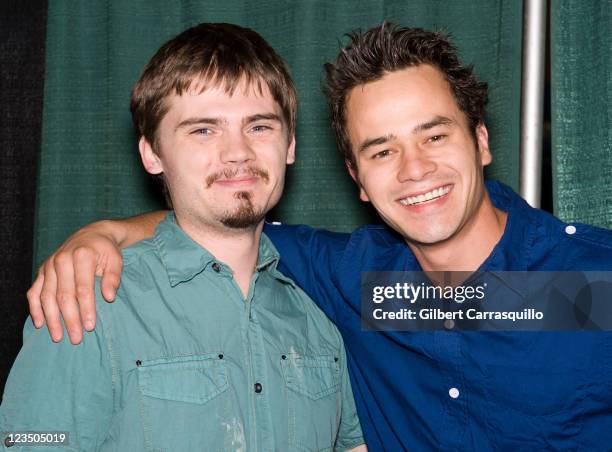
[0,0,47,397]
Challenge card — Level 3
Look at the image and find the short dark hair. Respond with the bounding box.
[325,22,488,168]
[131,22,297,148]
[130,23,297,207]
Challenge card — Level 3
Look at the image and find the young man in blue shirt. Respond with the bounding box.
[24,24,612,450]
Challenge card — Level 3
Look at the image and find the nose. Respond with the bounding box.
[397,147,437,182]
[220,130,256,164]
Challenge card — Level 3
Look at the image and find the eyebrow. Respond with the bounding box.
[412,115,454,134]
[243,113,283,125]
[358,134,397,154]
[357,115,455,154]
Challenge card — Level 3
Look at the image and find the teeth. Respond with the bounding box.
[400,185,450,206]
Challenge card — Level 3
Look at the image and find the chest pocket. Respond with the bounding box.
[480,332,606,448]
[138,353,228,403]
[281,355,341,451]
[137,353,240,452]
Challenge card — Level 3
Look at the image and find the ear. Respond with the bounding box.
[139,136,164,175]
[476,123,492,167]
[286,135,296,165]
[345,160,370,202]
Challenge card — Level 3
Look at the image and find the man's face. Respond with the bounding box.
[345,64,492,245]
[140,79,295,232]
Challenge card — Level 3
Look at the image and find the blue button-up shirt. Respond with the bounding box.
[265,181,612,451]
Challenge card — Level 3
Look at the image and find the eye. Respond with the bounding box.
[372,149,392,159]
[427,134,446,143]
[191,128,213,136]
[250,124,272,133]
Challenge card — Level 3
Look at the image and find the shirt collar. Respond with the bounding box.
[154,213,285,287]
[479,180,541,272]
[475,180,547,298]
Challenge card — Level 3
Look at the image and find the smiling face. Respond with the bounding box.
[139,78,295,233]
[346,64,492,246]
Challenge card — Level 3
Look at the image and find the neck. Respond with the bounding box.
[408,193,507,272]
[176,215,262,298]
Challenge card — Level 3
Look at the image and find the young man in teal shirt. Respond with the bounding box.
[0,23,365,451]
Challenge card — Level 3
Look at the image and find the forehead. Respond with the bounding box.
[164,76,282,119]
[345,65,463,135]
[186,74,273,99]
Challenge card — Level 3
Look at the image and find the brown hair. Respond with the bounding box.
[325,22,488,168]
[131,22,297,149]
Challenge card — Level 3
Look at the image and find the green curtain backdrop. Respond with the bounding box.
[551,0,612,228]
[35,0,523,267]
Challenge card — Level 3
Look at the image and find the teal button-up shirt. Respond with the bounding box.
[1,215,363,451]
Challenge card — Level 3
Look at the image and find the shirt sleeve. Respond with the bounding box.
[264,223,350,323]
[0,312,114,451]
[334,336,365,451]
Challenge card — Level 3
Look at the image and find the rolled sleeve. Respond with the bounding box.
[0,314,113,450]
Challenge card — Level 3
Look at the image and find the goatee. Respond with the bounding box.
[220,191,265,229]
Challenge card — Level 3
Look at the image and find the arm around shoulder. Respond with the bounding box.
[111,210,168,248]
[27,210,167,344]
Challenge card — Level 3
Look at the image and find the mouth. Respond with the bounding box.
[398,185,452,206]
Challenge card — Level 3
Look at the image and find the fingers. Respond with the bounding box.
[40,260,64,342]
[25,224,125,343]
[100,251,122,303]
[54,251,84,344]
[73,247,98,330]
[27,270,46,328]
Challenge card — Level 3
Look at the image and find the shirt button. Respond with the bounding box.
[4,435,14,447]
[565,225,576,235]
[444,319,455,330]
[212,262,221,272]
[254,382,263,393]
[449,387,460,399]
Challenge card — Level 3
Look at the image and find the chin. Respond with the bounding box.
[401,224,457,246]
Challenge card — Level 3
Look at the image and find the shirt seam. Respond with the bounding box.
[563,233,612,251]
[96,298,120,447]
[329,232,356,323]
